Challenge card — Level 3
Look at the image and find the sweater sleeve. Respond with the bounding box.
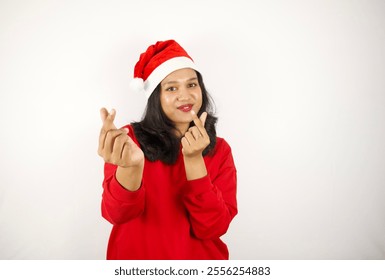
[182,139,238,240]
[101,163,145,225]
[100,125,145,225]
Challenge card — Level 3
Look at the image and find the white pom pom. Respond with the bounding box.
[129,78,145,94]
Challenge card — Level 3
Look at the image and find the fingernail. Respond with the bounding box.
[191,110,196,115]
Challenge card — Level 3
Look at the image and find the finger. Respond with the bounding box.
[98,128,107,156]
[108,108,116,123]
[112,131,129,163]
[191,110,208,137]
[184,131,195,145]
[100,107,109,122]
[98,120,114,155]
[100,107,116,123]
[98,115,121,156]
[199,112,208,127]
[181,137,190,149]
[120,142,130,166]
[120,136,137,165]
[104,129,126,155]
[100,108,117,130]
[188,126,201,140]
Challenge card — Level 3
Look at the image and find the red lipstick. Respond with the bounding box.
[177,104,193,112]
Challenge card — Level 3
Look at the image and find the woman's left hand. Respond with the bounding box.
[181,111,210,158]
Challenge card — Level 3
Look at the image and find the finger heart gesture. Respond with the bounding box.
[181,111,210,158]
[98,108,144,168]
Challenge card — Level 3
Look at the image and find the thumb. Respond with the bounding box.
[100,108,117,130]
[199,112,208,127]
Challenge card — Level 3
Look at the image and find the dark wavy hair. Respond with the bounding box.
[131,71,217,165]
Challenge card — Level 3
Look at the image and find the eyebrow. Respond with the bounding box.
[162,77,198,86]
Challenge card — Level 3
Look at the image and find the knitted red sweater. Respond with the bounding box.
[101,126,237,259]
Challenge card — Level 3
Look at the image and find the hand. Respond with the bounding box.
[181,110,210,158]
[98,108,144,168]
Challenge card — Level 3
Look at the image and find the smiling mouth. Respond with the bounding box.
[177,104,193,112]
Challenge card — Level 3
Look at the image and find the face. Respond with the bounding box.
[160,68,202,135]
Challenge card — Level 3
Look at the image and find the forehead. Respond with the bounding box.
[161,68,197,84]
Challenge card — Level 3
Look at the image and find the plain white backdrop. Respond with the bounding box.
[0,0,384,259]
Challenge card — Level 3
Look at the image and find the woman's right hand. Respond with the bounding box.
[98,108,144,168]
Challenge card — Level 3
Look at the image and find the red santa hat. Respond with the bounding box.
[129,40,199,98]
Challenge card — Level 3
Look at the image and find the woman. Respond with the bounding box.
[98,40,237,259]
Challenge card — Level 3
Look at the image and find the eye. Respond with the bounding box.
[188,83,197,88]
[166,86,177,92]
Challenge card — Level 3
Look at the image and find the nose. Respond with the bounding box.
[177,87,190,101]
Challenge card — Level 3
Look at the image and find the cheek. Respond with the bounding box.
[162,94,173,104]
[160,93,175,112]
[194,90,203,107]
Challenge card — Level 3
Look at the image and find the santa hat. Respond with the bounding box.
[129,40,199,99]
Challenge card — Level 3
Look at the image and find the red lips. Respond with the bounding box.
[177,104,193,112]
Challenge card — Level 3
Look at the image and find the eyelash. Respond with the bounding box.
[165,83,197,92]
[166,87,177,92]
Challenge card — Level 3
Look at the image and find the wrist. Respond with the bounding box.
[120,159,144,170]
[183,154,207,181]
[183,153,203,162]
[116,163,144,191]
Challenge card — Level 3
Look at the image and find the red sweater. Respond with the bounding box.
[101,125,237,260]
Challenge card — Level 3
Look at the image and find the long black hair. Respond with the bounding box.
[131,71,217,165]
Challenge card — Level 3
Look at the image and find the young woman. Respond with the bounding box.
[98,40,237,260]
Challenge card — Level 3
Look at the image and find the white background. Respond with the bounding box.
[0,0,384,259]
